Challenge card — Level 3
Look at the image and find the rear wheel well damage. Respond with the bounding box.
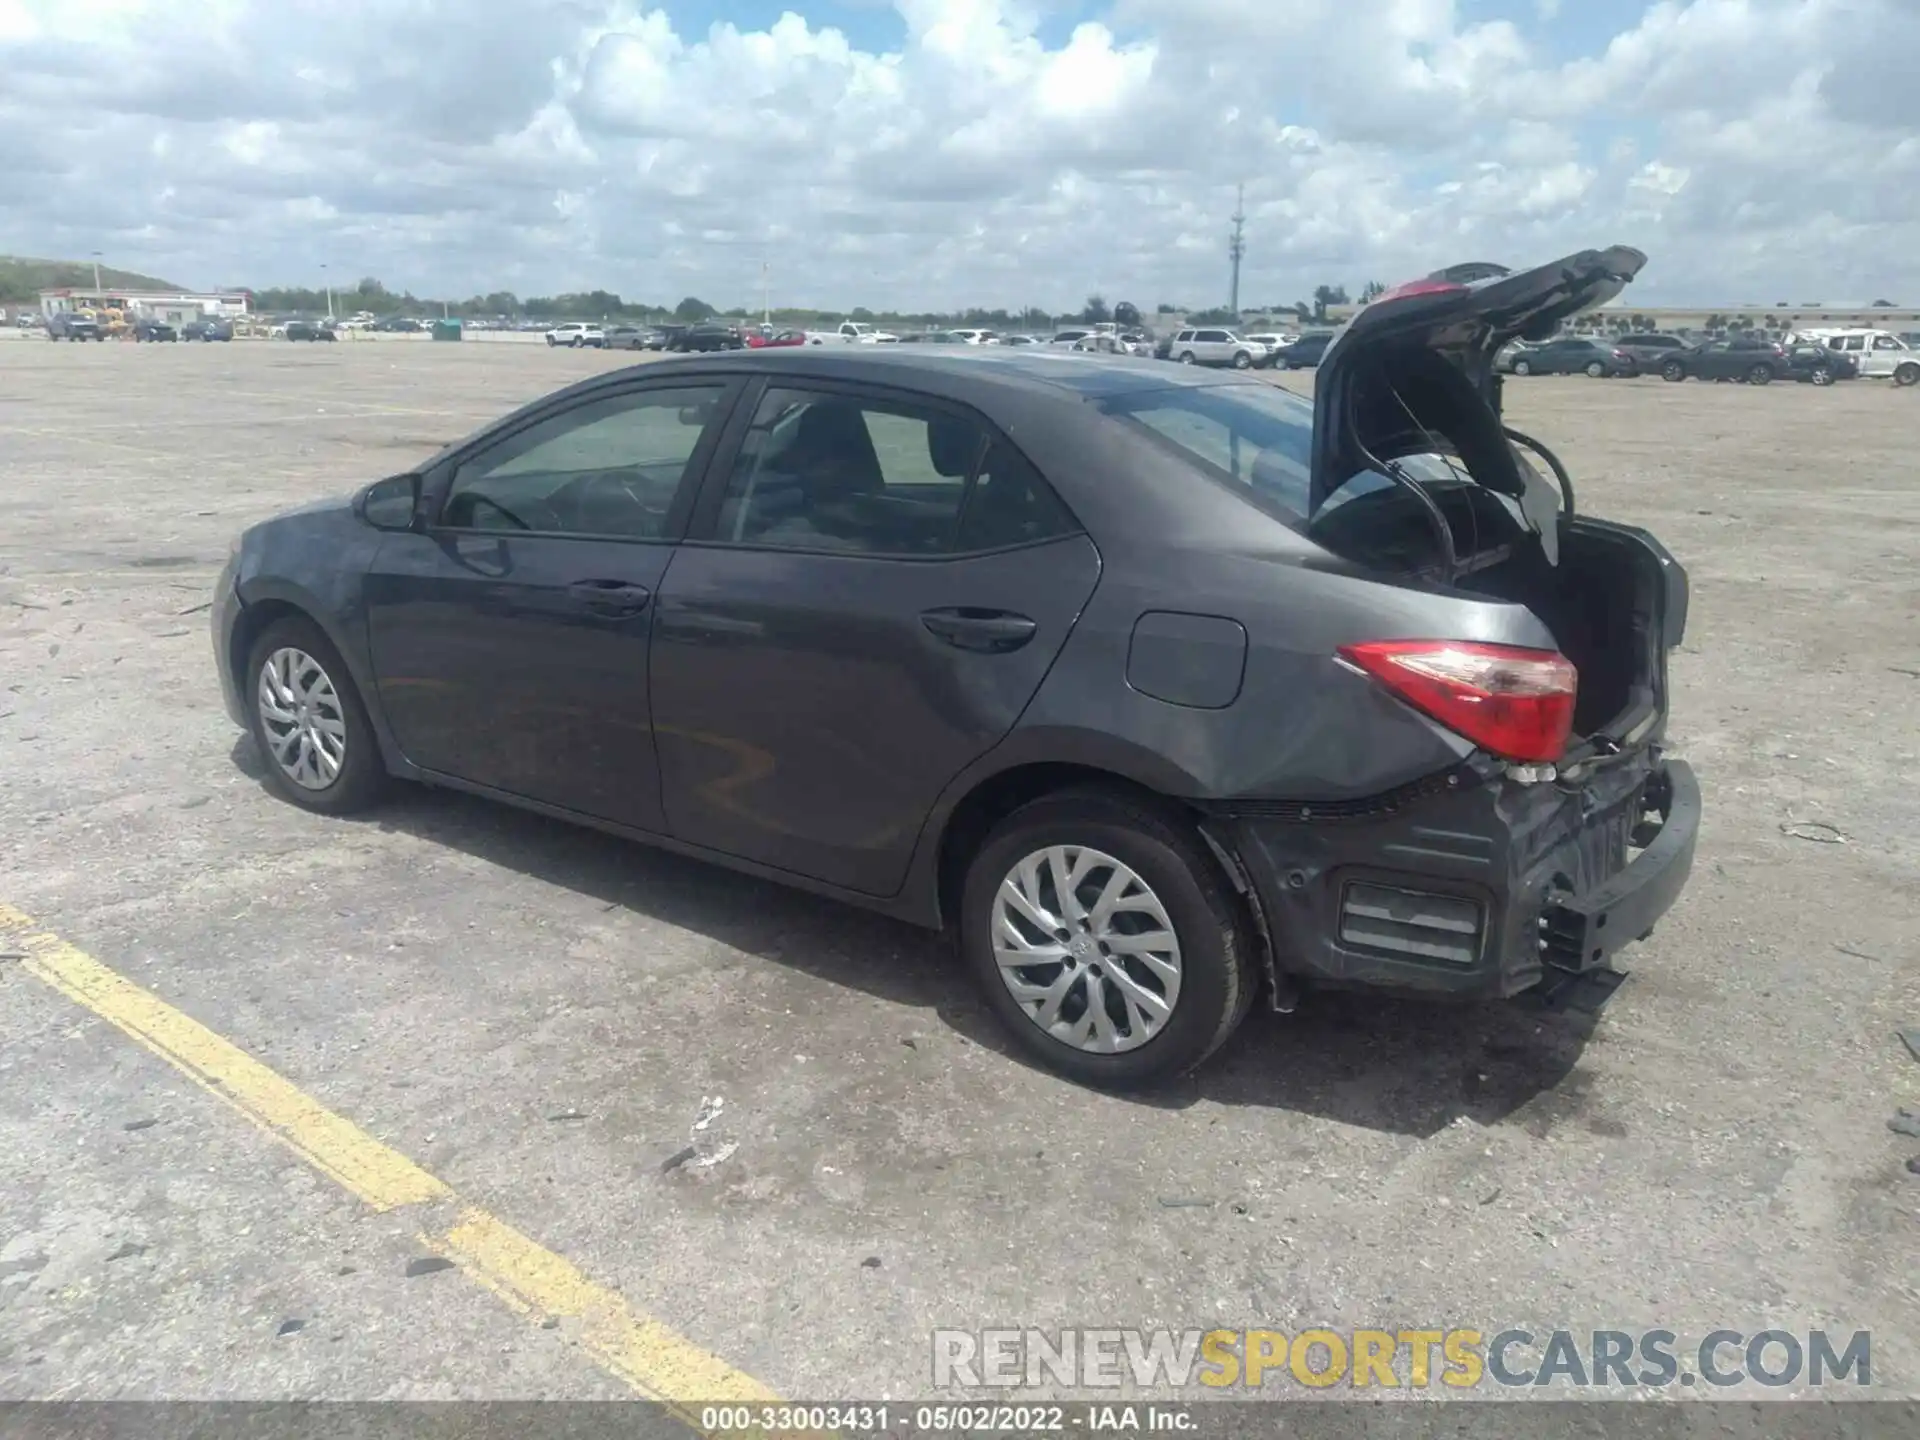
[932,762,1287,1009]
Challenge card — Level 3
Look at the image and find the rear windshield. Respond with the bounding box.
[1099,383,1316,527]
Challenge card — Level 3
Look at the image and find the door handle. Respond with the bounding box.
[568,579,652,617]
[920,607,1038,653]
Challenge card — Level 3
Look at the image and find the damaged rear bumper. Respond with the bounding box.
[1201,752,1700,1001]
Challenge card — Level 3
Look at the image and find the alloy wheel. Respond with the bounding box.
[991,845,1182,1055]
[257,647,348,791]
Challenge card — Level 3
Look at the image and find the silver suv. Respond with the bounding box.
[1168,327,1262,369]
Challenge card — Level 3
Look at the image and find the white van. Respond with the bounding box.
[1789,328,1920,383]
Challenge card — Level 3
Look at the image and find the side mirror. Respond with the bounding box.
[356,472,422,531]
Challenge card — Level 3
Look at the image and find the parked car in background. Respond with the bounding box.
[1494,340,1538,374]
[671,322,747,352]
[208,243,1697,1090]
[834,321,900,344]
[603,326,652,350]
[1166,328,1263,369]
[1505,337,1635,377]
[372,317,425,333]
[1244,332,1296,362]
[546,323,605,349]
[1002,334,1041,347]
[1794,328,1919,382]
[284,321,337,342]
[1657,338,1792,385]
[1781,343,1856,385]
[746,328,811,349]
[1273,331,1336,369]
[650,325,689,351]
[46,313,104,341]
[132,319,179,342]
[182,318,234,342]
[1049,328,1094,348]
[1612,333,1688,370]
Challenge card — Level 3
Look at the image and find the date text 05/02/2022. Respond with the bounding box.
[699,1406,1194,1433]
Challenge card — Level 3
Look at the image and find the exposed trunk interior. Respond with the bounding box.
[1456,522,1663,740]
[1309,342,1667,744]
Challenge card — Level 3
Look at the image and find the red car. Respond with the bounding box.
[745,327,809,348]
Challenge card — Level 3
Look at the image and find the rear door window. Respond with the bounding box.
[708,387,1076,556]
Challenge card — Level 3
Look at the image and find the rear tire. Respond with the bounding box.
[243,615,391,817]
[1747,364,1773,385]
[1512,359,1532,375]
[1661,361,1685,382]
[1808,365,1833,386]
[1232,351,1252,369]
[959,788,1256,1091]
[1178,351,1196,365]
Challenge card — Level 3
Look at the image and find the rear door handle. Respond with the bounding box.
[568,578,652,617]
[920,607,1038,653]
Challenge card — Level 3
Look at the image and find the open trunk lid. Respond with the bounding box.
[1307,246,1648,528]
[1300,245,1689,762]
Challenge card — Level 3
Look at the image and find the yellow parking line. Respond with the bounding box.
[0,901,782,1417]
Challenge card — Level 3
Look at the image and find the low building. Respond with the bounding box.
[39,287,252,326]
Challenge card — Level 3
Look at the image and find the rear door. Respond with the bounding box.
[363,378,742,831]
[650,378,1100,895]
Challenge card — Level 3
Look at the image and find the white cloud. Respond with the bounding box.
[0,0,1915,309]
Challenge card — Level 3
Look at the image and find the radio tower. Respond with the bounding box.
[1228,183,1247,318]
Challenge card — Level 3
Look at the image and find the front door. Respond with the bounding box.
[363,379,737,831]
[650,381,1101,895]
[1862,333,1906,378]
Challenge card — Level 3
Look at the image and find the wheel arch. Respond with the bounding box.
[910,726,1214,931]
[228,581,411,774]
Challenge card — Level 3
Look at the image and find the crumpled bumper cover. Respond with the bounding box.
[1205,752,1701,1000]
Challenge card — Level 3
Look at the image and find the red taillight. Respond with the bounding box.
[1337,640,1578,763]
[1370,279,1469,305]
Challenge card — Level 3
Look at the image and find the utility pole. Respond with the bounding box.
[762,259,770,325]
[321,263,333,320]
[1228,183,1246,319]
[90,251,103,296]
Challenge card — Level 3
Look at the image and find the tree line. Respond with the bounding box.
[243,276,1404,328]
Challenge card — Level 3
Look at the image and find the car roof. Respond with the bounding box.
[579,345,1273,401]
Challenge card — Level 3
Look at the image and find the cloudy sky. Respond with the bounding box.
[2,0,1916,311]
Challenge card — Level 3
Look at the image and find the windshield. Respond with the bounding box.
[1099,383,1316,527]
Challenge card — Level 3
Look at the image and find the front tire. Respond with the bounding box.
[1661,361,1685,382]
[1894,361,1920,387]
[1177,351,1196,365]
[1585,360,1605,377]
[1232,351,1252,369]
[244,616,391,816]
[1808,365,1833,386]
[959,788,1256,1090]
[1747,364,1773,385]
[1512,359,1532,376]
